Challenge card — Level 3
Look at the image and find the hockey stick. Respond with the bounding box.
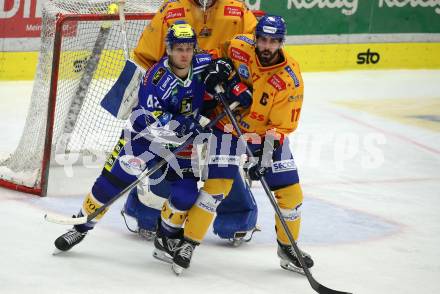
[215,89,351,294]
[44,102,240,225]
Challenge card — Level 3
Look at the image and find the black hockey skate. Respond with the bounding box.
[172,239,198,275]
[277,240,314,275]
[54,227,87,254]
[153,228,182,264]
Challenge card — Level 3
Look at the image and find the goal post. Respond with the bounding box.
[0,0,161,196]
[0,0,264,196]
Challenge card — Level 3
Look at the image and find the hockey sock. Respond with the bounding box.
[75,192,109,233]
[274,184,303,243]
[184,178,233,242]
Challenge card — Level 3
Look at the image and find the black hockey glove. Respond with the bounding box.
[246,134,282,181]
[203,58,234,94]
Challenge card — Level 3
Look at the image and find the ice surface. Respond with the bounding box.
[1,70,440,294]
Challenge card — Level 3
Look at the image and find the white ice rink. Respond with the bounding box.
[1,70,439,294]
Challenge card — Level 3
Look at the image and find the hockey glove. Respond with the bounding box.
[246,134,283,181]
[203,58,234,94]
[227,81,253,108]
[174,115,204,137]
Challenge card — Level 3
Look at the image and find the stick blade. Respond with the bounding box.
[44,212,87,225]
[316,284,352,294]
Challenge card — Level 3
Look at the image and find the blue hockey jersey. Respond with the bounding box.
[130,53,211,139]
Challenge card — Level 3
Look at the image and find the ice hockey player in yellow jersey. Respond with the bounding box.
[170,15,314,275]
[133,0,257,69]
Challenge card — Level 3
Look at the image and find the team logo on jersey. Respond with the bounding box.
[224,6,242,17]
[238,64,249,79]
[180,97,192,115]
[235,35,255,45]
[165,8,185,20]
[152,67,166,85]
[268,74,286,91]
[119,155,146,176]
[230,47,250,63]
[199,26,212,37]
[285,66,300,88]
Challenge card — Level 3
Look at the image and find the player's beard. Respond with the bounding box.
[256,48,280,67]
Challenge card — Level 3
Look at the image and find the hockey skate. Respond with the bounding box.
[229,226,261,247]
[172,239,198,276]
[277,240,314,275]
[53,227,87,254]
[153,229,182,264]
[121,209,157,241]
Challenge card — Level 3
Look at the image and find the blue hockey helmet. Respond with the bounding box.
[166,22,197,50]
[255,15,286,41]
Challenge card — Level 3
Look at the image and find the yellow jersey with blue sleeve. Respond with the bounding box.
[216,34,304,140]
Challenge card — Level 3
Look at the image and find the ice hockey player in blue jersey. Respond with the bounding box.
[53,23,212,253]
[120,2,260,246]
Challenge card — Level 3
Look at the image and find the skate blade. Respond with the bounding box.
[229,238,244,247]
[280,259,306,276]
[152,249,173,264]
[172,263,184,276]
[139,229,156,241]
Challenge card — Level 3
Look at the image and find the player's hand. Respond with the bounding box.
[246,163,267,181]
[227,81,253,108]
[174,115,204,137]
[252,135,282,158]
[203,58,234,94]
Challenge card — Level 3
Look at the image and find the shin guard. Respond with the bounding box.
[274,184,303,243]
[184,179,233,242]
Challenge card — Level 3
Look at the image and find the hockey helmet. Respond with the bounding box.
[166,22,197,50]
[255,15,286,41]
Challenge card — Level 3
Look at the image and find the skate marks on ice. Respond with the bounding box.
[16,188,400,246]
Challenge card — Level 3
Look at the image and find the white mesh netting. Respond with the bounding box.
[0,0,163,192]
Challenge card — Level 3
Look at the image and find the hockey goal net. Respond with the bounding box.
[0,0,162,196]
